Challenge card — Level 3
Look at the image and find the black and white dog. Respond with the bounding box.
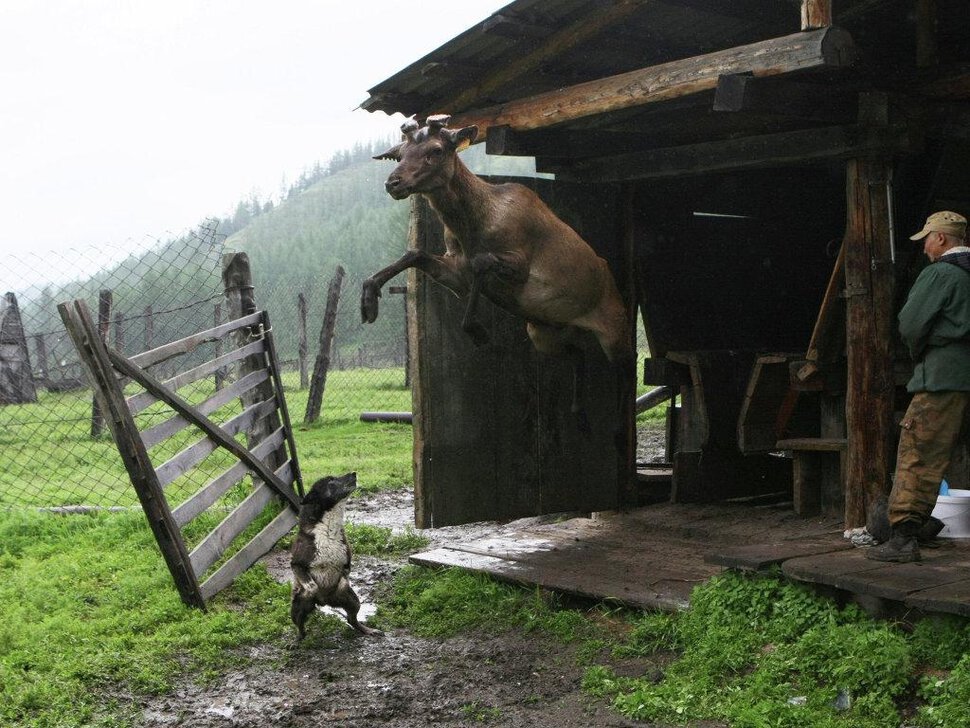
[290,472,381,639]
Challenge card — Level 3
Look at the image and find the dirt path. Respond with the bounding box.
[137,425,678,727]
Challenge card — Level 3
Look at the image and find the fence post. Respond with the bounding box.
[90,289,112,437]
[222,252,286,471]
[304,266,345,424]
[0,291,38,404]
[114,311,126,355]
[213,303,225,391]
[32,333,49,390]
[297,292,309,390]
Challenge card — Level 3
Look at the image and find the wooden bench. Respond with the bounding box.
[776,437,846,516]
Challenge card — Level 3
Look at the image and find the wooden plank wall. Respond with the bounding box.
[410,178,635,528]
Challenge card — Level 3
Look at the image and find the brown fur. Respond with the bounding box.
[363,115,632,414]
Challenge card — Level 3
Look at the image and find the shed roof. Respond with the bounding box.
[361,0,970,170]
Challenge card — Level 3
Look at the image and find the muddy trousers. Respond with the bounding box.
[888,391,970,528]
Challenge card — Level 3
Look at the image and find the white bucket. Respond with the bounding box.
[932,488,970,538]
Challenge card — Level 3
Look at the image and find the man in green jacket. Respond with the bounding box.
[868,211,970,562]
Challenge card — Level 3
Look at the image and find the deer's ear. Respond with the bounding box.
[442,125,478,151]
[373,142,404,161]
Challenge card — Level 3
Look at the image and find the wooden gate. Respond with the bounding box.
[59,298,303,609]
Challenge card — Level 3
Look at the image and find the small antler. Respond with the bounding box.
[400,116,420,140]
[426,114,452,130]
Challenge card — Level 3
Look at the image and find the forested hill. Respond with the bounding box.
[224,140,540,295]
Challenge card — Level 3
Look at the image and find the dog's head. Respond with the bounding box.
[299,472,357,522]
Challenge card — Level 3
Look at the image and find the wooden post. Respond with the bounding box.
[801,0,832,30]
[843,157,895,528]
[297,292,309,390]
[90,289,112,437]
[213,303,225,391]
[304,266,345,424]
[389,285,410,387]
[114,312,126,355]
[221,252,286,472]
[916,0,938,69]
[32,333,49,389]
[0,292,38,404]
[143,305,154,351]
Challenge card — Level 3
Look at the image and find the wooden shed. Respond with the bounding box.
[362,0,970,531]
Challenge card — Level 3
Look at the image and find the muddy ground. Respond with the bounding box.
[137,423,695,728]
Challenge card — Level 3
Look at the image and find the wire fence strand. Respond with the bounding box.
[1,225,410,510]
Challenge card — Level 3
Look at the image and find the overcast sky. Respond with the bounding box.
[0,0,507,262]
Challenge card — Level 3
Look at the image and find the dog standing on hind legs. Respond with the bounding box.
[290,472,382,639]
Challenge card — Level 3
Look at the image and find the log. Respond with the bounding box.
[222,253,286,472]
[451,27,855,138]
[360,411,413,424]
[843,158,895,528]
[801,0,832,29]
[636,386,672,415]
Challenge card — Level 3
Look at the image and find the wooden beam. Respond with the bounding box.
[550,125,910,183]
[801,0,832,29]
[441,1,649,114]
[451,27,855,138]
[713,74,856,124]
[842,158,895,528]
[916,0,938,69]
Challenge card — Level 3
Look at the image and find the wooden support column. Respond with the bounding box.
[843,157,895,528]
[801,0,832,29]
[90,289,112,437]
[304,266,345,425]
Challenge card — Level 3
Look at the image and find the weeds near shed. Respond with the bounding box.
[345,523,429,556]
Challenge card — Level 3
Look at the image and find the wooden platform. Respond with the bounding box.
[411,502,970,616]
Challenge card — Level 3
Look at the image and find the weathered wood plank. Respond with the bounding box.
[140,370,270,449]
[843,157,895,527]
[127,340,265,416]
[907,579,970,617]
[801,0,832,29]
[154,398,277,488]
[59,300,206,610]
[188,460,293,576]
[555,125,909,184]
[128,311,262,370]
[261,311,304,497]
[440,0,649,113]
[170,429,287,527]
[781,548,887,588]
[705,536,850,571]
[108,346,298,510]
[451,27,855,138]
[198,506,298,601]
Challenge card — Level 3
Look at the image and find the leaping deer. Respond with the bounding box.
[362,115,631,414]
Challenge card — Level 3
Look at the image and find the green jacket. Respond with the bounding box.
[898,251,970,392]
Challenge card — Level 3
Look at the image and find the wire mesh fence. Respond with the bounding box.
[1,225,411,511]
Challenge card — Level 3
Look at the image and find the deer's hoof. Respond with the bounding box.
[361,281,380,323]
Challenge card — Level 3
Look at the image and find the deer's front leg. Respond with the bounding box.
[362,249,467,323]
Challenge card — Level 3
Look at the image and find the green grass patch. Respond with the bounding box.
[345,522,429,556]
[0,509,294,728]
[374,566,610,644]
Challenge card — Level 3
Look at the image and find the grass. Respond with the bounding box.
[0,367,414,509]
[381,566,970,728]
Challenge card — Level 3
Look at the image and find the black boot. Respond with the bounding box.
[866,520,921,563]
[918,516,945,545]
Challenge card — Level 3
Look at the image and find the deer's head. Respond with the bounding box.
[375,115,478,200]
